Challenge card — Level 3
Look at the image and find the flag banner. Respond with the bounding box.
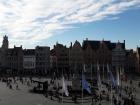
[107,64,116,87]
[117,67,120,86]
[90,64,93,81]
[82,74,91,94]
[62,77,69,96]
[120,67,124,76]
[97,63,101,88]
[103,64,105,80]
[84,64,86,72]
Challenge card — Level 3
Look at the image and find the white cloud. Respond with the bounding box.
[107,17,120,20]
[0,0,139,48]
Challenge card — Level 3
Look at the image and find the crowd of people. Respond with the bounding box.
[42,78,138,105]
[0,76,32,90]
[0,76,139,105]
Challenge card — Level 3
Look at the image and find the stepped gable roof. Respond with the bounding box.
[82,40,100,50]
[83,40,125,50]
[83,40,112,50]
[73,40,81,48]
[23,49,35,55]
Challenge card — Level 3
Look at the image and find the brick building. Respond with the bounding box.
[82,39,125,79]
[69,40,84,77]
[51,43,69,77]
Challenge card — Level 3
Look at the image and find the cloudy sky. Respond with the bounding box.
[0,0,140,49]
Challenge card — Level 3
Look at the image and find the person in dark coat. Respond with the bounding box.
[91,96,94,105]
[113,98,117,105]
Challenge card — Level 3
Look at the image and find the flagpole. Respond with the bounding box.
[82,65,84,105]
[110,64,112,105]
[69,47,70,79]
[111,83,112,105]
[62,68,63,104]
[116,66,119,104]
[120,66,123,94]
[107,64,112,105]
[91,63,92,85]
[90,49,92,86]
[103,63,105,81]
[97,62,101,94]
[81,64,92,104]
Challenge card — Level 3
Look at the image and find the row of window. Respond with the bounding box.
[24,63,35,67]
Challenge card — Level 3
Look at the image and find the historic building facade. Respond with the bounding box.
[0,35,139,76]
[50,50,58,77]
[82,39,125,79]
[83,39,113,72]
[69,40,84,76]
[0,36,51,75]
[125,49,137,73]
[50,53,57,70]
[7,46,23,74]
[0,35,9,68]
[112,42,126,71]
[23,49,36,74]
[35,46,50,75]
[51,43,69,77]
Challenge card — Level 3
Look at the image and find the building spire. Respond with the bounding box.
[2,35,9,50]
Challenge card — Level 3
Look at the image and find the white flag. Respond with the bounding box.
[117,67,120,86]
[62,77,69,96]
[84,64,86,72]
[97,63,101,87]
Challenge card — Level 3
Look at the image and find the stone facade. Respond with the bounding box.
[0,35,9,68]
[112,42,126,69]
[35,46,50,75]
[7,46,23,74]
[23,49,36,74]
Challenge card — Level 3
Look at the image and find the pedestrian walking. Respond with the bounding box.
[9,84,12,89]
[16,84,19,90]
